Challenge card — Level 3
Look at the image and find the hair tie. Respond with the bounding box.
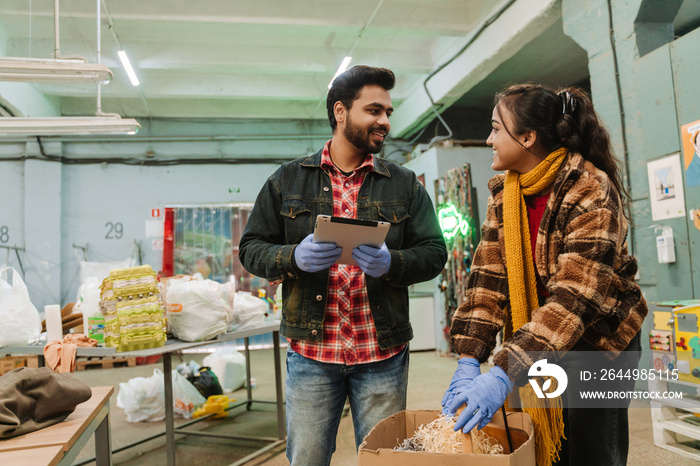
[560,91,576,115]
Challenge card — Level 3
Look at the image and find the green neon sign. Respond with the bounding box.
[438,204,470,240]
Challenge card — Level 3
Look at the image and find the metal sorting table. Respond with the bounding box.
[0,322,286,466]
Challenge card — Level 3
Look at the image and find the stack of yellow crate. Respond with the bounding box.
[99,265,166,352]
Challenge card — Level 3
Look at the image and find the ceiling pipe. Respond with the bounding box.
[53,0,83,61]
[421,0,516,146]
[96,0,103,115]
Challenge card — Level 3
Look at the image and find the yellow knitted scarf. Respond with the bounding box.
[503,147,567,466]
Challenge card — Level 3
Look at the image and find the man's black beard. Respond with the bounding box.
[344,113,386,154]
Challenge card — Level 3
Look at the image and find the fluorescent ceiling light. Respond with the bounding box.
[0,57,113,84]
[117,50,140,86]
[328,56,352,89]
[0,116,141,136]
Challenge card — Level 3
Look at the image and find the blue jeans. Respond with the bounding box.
[285,346,409,466]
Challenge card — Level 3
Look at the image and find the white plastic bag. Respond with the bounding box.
[116,369,165,422]
[166,275,233,341]
[176,360,201,380]
[230,291,267,331]
[0,266,42,346]
[79,258,133,286]
[74,258,134,328]
[73,277,102,321]
[116,369,205,422]
[203,347,247,392]
[172,370,206,419]
[222,280,236,313]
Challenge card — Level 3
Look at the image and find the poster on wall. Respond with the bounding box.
[680,119,700,188]
[647,153,686,220]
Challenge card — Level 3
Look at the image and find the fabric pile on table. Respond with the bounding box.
[43,333,98,373]
[0,366,91,438]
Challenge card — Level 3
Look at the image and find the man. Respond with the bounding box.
[239,65,446,465]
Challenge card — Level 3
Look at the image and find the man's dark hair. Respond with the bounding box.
[326,65,395,129]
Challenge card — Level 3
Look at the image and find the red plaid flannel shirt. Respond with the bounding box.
[289,140,404,365]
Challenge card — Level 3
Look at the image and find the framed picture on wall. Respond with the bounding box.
[647,153,686,221]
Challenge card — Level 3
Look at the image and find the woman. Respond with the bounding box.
[441,84,647,466]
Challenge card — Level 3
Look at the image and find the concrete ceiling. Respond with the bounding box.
[0,0,590,139]
[451,17,590,110]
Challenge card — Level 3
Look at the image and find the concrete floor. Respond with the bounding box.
[69,347,700,465]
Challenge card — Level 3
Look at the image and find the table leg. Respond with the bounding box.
[94,410,112,466]
[273,331,286,439]
[245,337,252,410]
[163,353,175,466]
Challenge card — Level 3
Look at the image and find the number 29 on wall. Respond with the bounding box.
[105,222,124,239]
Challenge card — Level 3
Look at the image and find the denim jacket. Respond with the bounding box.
[239,148,447,349]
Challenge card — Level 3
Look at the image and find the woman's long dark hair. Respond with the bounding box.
[495,83,628,203]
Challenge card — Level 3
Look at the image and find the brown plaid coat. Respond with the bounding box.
[450,152,648,385]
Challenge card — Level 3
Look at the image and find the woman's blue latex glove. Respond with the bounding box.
[352,243,391,277]
[441,357,481,416]
[293,234,342,273]
[449,366,514,433]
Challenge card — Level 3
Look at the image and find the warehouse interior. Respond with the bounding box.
[1,0,700,464]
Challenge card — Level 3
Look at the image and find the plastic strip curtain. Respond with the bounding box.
[161,204,275,295]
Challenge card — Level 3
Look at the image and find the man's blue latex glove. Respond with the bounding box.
[294,234,342,273]
[352,243,391,277]
[441,357,481,416]
[449,366,514,433]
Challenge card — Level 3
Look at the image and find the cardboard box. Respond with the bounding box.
[358,410,535,466]
[0,355,39,376]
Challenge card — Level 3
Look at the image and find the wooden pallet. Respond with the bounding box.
[0,355,39,376]
[652,406,700,461]
[76,356,137,371]
[650,378,700,461]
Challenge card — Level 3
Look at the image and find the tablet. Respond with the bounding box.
[313,215,390,266]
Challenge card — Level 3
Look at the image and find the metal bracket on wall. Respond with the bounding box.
[132,239,143,265]
[72,243,89,262]
[0,244,26,276]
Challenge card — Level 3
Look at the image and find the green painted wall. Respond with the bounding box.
[563,0,699,389]
[564,0,699,297]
